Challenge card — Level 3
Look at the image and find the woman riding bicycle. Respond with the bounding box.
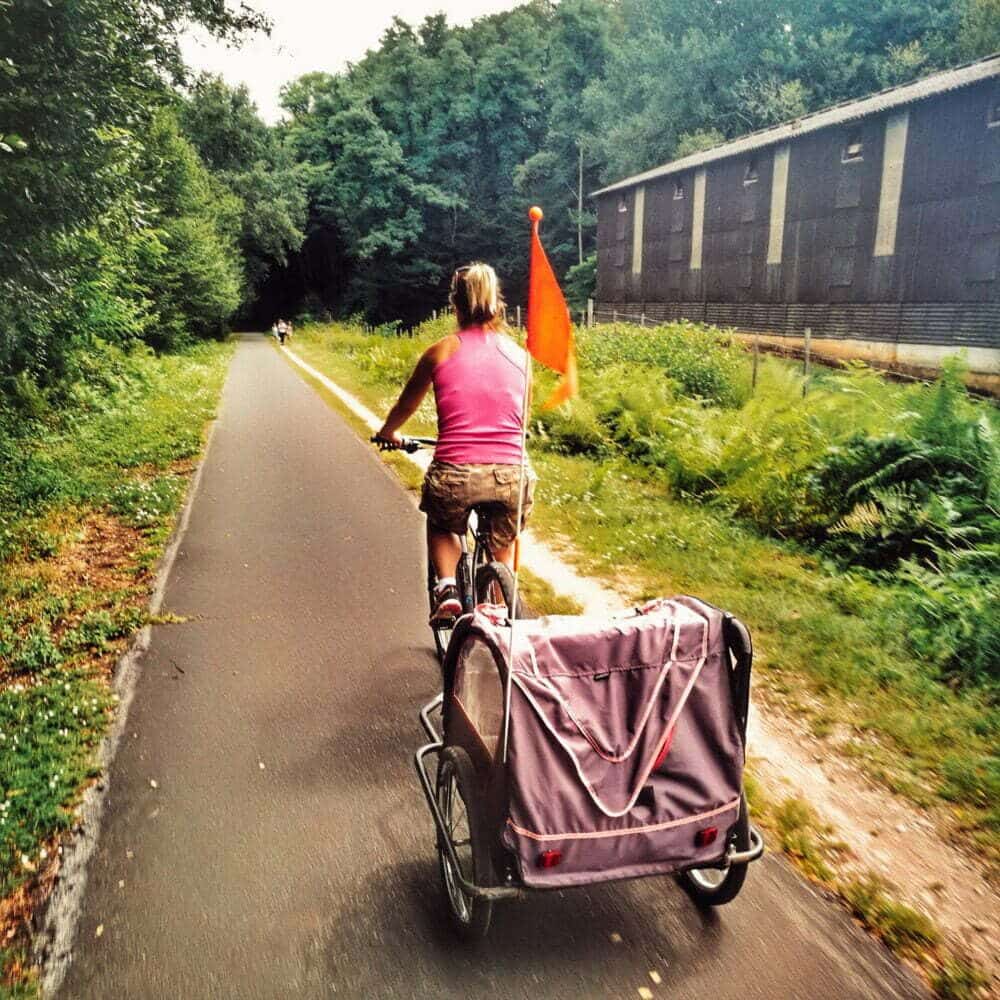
[376,263,534,623]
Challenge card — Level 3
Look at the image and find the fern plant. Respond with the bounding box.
[812,359,999,571]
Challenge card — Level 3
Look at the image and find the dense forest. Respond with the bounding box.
[2,0,999,391]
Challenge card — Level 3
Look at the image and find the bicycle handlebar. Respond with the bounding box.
[370,434,437,453]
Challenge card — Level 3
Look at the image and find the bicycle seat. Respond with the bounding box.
[470,503,500,520]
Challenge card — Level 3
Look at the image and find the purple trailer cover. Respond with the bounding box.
[459,597,745,888]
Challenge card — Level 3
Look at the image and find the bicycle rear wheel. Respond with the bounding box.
[474,561,521,619]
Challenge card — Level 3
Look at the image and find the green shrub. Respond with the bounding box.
[106,475,185,528]
[892,552,999,690]
[6,626,62,675]
[0,673,113,896]
[577,322,747,407]
[60,611,117,654]
[564,254,596,312]
[841,876,939,958]
[812,360,999,570]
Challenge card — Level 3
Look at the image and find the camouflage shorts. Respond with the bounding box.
[419,460,536,552]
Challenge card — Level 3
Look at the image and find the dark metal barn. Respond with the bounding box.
[593,55,1000,390]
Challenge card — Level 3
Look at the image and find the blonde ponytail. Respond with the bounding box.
[449,262,506,330]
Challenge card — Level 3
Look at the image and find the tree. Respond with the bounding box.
[515,0,618,273]
[0,0,266,383]
[135,110,243,348]
[959,0,1000,58]
[0,0,266,278]
[272,0,974,324]
[180,74,307,300]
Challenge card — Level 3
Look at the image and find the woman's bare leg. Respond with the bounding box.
[428,524,461,580]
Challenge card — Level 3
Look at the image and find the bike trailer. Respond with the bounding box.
[441,596,752,889]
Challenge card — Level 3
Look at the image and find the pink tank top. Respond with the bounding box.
[432,328,528,465]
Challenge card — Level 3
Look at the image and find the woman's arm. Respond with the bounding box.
[376,345,439,444]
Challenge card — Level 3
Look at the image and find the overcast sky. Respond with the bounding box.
[180,1,521,123]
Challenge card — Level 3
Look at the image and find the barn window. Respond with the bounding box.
[842,132,864,162]
[743,158,759,185]
[673,179,684,200]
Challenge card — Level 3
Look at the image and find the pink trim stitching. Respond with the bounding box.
[507,798,740,842]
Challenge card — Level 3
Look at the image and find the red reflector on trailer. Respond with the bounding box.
[695,827,718,848]
[538,850,563,868]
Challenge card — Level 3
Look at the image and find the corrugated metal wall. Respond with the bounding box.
[595,77,1000,353]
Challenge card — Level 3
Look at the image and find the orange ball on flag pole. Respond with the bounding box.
[529,205,544,222]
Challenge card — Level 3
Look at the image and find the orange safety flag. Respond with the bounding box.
[526,206,578,409]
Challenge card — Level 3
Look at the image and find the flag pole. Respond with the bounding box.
[501,204,574,762]
[500,349,531,765]
[501,206,544,764]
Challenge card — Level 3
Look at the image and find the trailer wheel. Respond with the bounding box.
[677,793,750,906]
[436,746,494,940]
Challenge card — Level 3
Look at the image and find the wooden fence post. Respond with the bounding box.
[587,298,594,329]
[516,305,521,329]
[803,326,811,396]
[613,308,617,323]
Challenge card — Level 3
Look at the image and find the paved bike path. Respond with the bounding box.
[60,336,926,998]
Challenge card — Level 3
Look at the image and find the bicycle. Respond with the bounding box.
[371,435,521,665]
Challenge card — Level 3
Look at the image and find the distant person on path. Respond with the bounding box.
[277,319,288,345]
[271,322,279,341]
[376,263,534,622]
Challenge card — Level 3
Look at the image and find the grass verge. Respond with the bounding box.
[0,340,232,995]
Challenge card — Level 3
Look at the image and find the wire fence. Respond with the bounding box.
[588,305,948,391]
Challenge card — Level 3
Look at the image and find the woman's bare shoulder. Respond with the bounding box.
[424,333,461,364]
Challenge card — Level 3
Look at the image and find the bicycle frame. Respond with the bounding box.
[454,509,494,615]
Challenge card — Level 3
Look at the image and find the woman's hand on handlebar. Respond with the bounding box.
[370,430,437,453]
[372,433,403,451]
[373,426,404,450]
